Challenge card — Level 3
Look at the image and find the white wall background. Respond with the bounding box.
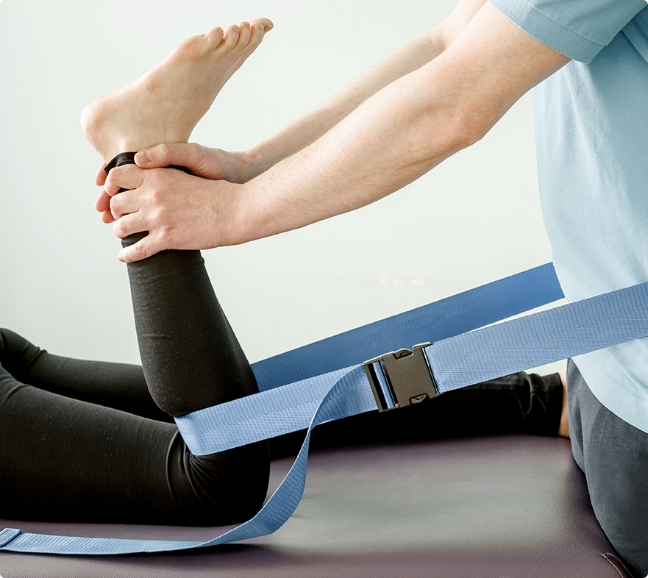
[0,0,556,369]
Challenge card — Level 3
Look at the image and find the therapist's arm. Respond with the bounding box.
[131,0,488,183]
[95,0,483,221]
[106,1,569,262]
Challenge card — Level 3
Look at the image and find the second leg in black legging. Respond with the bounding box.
[0,328,170,423]
[270,370,564,459]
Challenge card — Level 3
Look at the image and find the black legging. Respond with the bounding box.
[0,239,270,526]
[0,173,563,526]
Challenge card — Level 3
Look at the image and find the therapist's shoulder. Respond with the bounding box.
[487,0,646,63]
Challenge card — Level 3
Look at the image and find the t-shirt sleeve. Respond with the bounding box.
[490,0,646,63]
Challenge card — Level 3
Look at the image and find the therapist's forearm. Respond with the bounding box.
[228,2,568,246]
[106,1,568,263]
[232,64,471,243]
[241,30,448,181]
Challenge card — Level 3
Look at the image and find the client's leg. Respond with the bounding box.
[0,239,270,526]
[0,22,274,523]
[0,209,269,525]
[0,357,266,525]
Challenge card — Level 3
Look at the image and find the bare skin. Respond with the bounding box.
[558,369,569,438]
[97,2,569,262]
[81,18,273,163]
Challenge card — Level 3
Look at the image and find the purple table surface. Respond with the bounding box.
[0,435,632,578]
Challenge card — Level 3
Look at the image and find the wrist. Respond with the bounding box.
[235,149,260,183]
[239,145,282,183]
[222,178,271,246]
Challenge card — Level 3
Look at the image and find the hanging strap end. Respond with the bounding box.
[0,528,22,549]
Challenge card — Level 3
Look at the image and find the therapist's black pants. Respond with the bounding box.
[0,245,563,525]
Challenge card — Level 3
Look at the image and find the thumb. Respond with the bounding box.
[135,143,198,170]
[117,233,161,263]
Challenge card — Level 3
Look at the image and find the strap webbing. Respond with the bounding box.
[252,262,563,390]
[4,263,648,556]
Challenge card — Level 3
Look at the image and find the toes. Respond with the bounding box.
[204,26,224,49]
[255,18,274,32]
[220,24,240,51]
[248,19,270,47]
[236,21,251,48]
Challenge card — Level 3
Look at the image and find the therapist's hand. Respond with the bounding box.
[134,143,255,182]
[94,144,254,224]
[101,163,246,262]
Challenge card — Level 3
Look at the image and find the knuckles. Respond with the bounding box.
[131,242,148,260]
[187,142,202,159]
[157,228,173,248]
[113,218,129,239]
[109,195,121,216]
[156,143,173,161]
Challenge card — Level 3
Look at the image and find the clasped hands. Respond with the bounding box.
[95,144,256,262]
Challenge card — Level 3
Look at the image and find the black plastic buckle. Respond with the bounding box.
[363,343,440,412]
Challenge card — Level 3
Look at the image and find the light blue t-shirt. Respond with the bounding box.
[490,0,648,433]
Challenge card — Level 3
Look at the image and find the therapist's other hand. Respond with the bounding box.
[102,163,244,262]
[134,143,254,183]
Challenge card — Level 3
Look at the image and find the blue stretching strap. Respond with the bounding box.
[3,263,648,556]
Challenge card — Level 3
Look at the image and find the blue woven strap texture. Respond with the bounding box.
[6,264,648,556]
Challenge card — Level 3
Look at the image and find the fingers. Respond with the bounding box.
[117,231,165,263]
[95,162,107,186]
[95,190,111,213]
[112,211,147,241]
[135,143,191,169]
[97,164,147,224]
[95,190,116,222]
[135,142,212,176]
[101,209,116,224]
[109,189,141,219]
[104,164,147,196]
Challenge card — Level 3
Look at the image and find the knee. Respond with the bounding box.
[212,442,271,522]
[0,328,43,377]
[583,424,648,576]
[590,484,648,577]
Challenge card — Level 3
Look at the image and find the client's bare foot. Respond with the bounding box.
[81,19,273,161]
[558,369,569,438]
